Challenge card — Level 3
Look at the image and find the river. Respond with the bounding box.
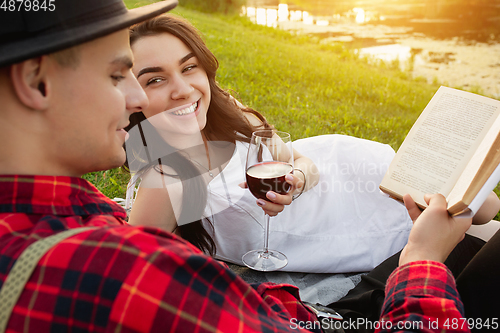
[243,0,500,98]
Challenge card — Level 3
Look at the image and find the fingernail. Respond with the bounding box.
[257,199,266,206]
[286,174,293,181]
[267,192,276,200]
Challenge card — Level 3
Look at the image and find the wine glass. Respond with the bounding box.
[242,130,293,271]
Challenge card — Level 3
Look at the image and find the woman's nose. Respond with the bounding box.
[170,74,194,100]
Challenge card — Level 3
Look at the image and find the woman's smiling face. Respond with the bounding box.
[132,33,211,143]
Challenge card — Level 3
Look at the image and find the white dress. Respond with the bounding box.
[202,134,412,273]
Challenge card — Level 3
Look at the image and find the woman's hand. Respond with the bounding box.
[239,172,305,217]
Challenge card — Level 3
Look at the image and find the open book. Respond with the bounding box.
[380,86,500,216]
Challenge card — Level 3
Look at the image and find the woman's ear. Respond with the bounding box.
[10,56,50,110]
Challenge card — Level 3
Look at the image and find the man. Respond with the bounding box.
[0,0,487,332]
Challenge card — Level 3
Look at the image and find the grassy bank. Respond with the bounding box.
[85,4,444,199]
[177,9,438,146]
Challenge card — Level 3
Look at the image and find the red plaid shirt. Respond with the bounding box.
[376,261,470,333]
[0,175,319,332]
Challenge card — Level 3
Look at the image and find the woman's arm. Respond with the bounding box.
[292,150,319,195]
[128,168,182,234]
[472,191,500,225]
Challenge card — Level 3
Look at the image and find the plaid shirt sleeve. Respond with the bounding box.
[253,282,322,331]
[376,261,470,333]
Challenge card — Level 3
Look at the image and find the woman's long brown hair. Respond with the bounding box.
[126,14,272,255]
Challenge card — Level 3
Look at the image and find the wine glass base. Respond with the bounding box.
[242,249,288,272]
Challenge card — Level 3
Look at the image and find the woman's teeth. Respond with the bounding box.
[172,102,198,116]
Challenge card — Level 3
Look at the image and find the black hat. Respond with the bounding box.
[0,0,177,67]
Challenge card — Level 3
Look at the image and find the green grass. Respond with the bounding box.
[83,169,131,200]
[180,9,437,147]
[85,4,500,222]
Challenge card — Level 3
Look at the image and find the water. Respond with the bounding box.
[244,0,500,97]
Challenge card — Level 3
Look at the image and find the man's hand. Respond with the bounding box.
[399,193,473,266]
[403,193,424,221]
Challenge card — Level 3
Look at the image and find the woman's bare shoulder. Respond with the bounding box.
[139,165,181,189]
[241,108,264,127]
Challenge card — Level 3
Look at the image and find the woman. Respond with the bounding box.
[125,13,318,251]
[125,14,415,273]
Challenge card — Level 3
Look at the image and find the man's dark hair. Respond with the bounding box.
[50,46,81,69]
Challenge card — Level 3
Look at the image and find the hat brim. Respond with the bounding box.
[0,0,177,67]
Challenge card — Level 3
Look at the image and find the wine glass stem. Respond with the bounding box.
[263,213,270,257]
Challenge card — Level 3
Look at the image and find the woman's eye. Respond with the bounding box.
[182,64,197,73]
[146,77,163,86]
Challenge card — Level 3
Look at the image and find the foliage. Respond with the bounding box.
[173,7,437,149]
[124,0,159,8]
[82,169,131,200]
[178,0,245,14]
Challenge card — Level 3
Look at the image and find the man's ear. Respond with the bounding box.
[10,57,50,110]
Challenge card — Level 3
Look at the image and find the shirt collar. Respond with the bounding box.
[0,175,127,218]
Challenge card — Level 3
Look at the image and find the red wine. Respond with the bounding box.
[246,162,293,200]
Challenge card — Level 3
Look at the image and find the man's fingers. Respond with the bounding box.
[425,193,446,206]
[453,214,474,233]
[403,194,422,222]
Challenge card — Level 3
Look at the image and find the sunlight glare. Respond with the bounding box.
[267,9,278,27]
[256,8,266,25]
[353,8,366,24]
[290,10,302,22]
[278,4,289,22]
[247,7,256,17]
[359,44,412,70]
[303,11,313,25]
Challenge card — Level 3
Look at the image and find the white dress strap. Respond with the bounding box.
[125,173,141,211]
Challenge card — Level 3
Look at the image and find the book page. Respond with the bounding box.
[446,121,500,214]
[380,86,500,207]
[451,162,500,217]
